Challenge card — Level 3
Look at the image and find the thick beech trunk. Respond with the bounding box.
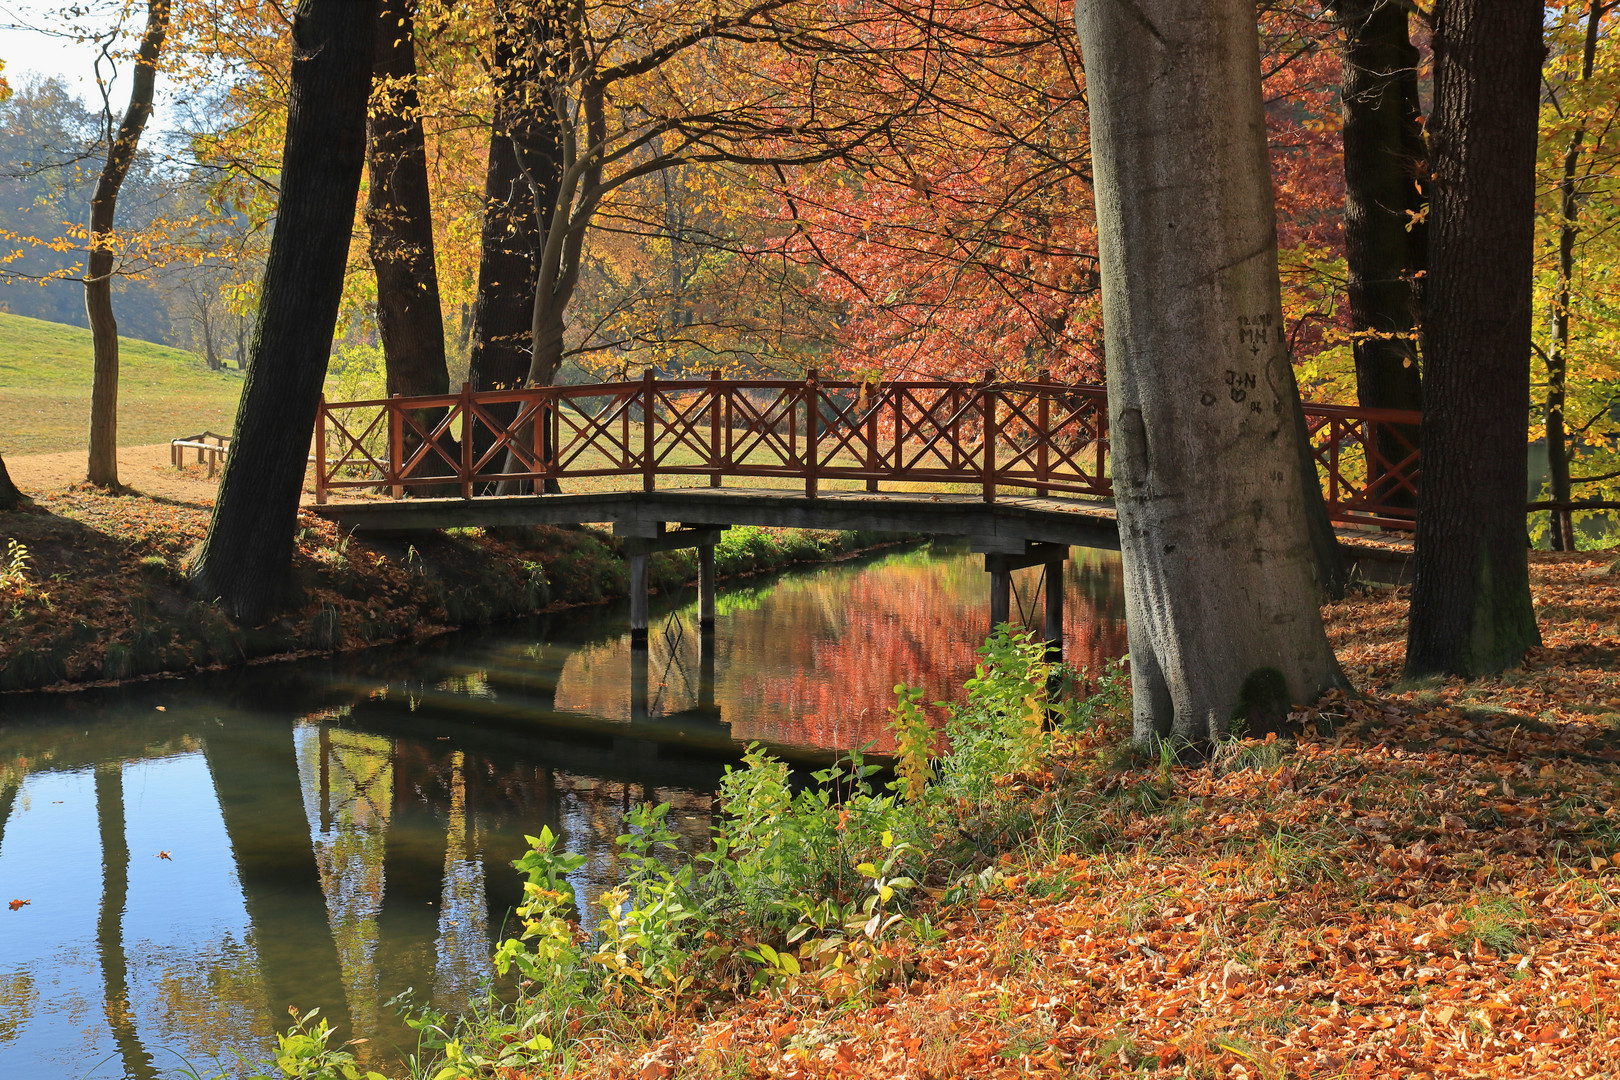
[1334,0,1425,505]
[1075,0,1347,747]
[0,453,25,510]
[467,135,541,400]
[477,8,567,492]
[190,0,376,622]
[1404,1,1543,677]
[367,0,448,399]
[1546,0,1605,551]
[465,13,563,487]
[84,0,169,488]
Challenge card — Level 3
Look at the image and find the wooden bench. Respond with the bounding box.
[170,431,230,477]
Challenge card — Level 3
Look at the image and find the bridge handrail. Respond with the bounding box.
[314,373,1420,530]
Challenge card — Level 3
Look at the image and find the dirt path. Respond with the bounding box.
[7,443,227,506]
[4,443,341,507]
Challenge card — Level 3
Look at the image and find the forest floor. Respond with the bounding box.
[545,554,1620,1080]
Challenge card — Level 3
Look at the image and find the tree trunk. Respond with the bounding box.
[367,0,448,399]
[0,452,26,510]
[1074,0,1347,749]
[467,2,562,403]
[201,303,220,371]
[190,0,377,623]
[475,8,566,491]
[1403,0,1543,678]
[467,135,540,400]
[84,0,170,488]
[1546,0,1605,552]
[1333,0,1426,507]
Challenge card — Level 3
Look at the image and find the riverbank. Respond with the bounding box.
[0,482,912,693]
[368,552,1620,1080]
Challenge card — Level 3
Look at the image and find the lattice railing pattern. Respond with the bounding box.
[315,373,1421,529]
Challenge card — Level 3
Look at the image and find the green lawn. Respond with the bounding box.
[0,312,245,454]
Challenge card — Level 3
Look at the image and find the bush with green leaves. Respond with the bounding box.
[243,626,1126,1079]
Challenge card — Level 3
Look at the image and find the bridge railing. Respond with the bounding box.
[314,373,1421,529]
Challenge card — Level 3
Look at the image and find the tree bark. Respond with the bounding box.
[1074,0,1347,749]
[190,0,377,622]
[367,0,448,399]
[1403,0,1543,678]
[1546,0,1605,551]
[1333,0,1426,507]
[84,0,170,488]
[467,135,541,400]
[0,452,26,510]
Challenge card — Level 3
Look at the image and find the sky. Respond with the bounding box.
[0,1,159,114]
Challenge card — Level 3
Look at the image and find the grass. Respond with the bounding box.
[0,311,244,454]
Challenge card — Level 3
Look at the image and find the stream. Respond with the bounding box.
[0,539,1124,1078]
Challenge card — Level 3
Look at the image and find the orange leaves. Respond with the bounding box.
[7,899,28,911]
[545,563,1620,1080]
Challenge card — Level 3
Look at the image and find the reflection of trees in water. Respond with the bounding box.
[0,971,35,1046]
[95,762,157,1080]
[140,938,263,1074]
[722,547,1126,751]
[547,546,1127,753]
[432,752,489,1009]
[287,717,718,1038]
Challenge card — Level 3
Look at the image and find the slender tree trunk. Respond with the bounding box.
[1333,0,1426,508]
[1074,0,1348,748]
[1547,0,1605,551]
[201,304,220,371]
[367,0,448,399]
[1404,1,1543,678]
[190,0,377,622]
[84,0,170,488]
[0,452,26,510]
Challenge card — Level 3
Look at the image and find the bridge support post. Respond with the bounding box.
[630,640,650,722]
[977,540,1069,645]
[697,544,716,629]
[989,569,1011,631]
[698,624,716,713]
[628,549,650,647]
[1044,557,1064,663]
[618,522,729,647]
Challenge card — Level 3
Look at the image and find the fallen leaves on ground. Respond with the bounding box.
[554,552,1620,1080]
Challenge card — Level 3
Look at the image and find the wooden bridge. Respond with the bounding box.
[311,372,1421,646]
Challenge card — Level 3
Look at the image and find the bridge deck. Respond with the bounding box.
[314,486,1123,550]
[312,485,1412,581]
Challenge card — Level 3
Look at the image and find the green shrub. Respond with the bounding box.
[242,626,1124,1079]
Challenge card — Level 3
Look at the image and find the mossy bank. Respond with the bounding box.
[0,486,913,693]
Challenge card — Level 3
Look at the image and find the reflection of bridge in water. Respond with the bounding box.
[0,545,1124,1074]
[0,652,728,1075]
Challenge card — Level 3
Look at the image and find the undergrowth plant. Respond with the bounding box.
[241,627,1128,1080]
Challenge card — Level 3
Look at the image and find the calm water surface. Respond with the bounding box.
[0,540,1123,1078]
